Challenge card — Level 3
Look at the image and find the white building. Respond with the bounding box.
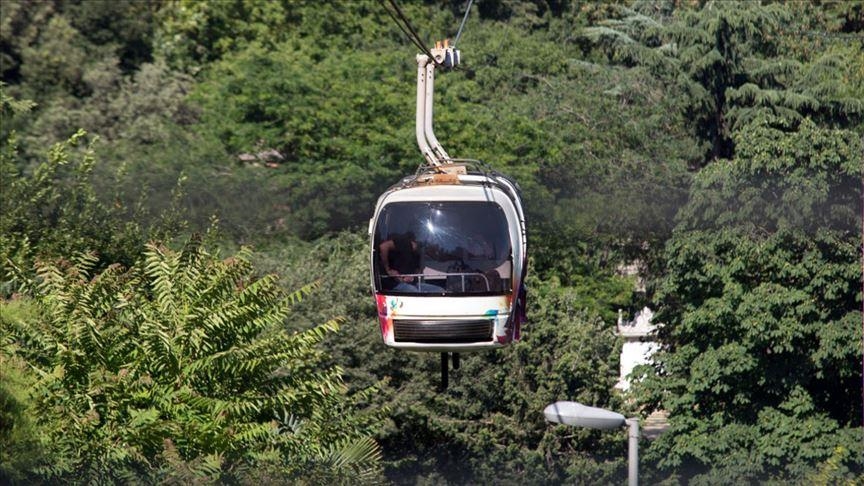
[615,306,658,391]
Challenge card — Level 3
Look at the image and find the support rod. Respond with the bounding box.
[440,352,449,390]
[414,45,460,167]
[415,55,437,165]
[424,62,450,163]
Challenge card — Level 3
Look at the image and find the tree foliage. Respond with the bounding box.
[258,231,636,484]
[1,0,862,483]
[0,107,183,296]
[0,239,384,483]
[582,0,863,165]
[637,118,863,482]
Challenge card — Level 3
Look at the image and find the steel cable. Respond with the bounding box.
[379,0,427,54]
[383,0,442,65]
[452,0,474,49]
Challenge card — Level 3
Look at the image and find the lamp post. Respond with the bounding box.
[544,401,640,486]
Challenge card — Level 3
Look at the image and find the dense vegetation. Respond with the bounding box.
[1,0,861,483]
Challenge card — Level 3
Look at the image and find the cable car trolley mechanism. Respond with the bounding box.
[369,40,528,388]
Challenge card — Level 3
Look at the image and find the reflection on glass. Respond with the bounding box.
[374,202,512,295]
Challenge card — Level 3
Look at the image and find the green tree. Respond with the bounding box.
[0,301,48,483]
[0,83,202,296]
[0,0,60,85]
[18,14,91,98]
[582,1,863,166]
[24,59,196,152]
[154,0,395,72]
[3,0,159,85]
[0,123,181,296]
[3,1,170,169]
[637,117,863,482]
[190,40,415,239]
[0,239,384,483]
[63,0,160,73]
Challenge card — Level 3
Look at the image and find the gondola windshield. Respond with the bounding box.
[374,201,512,296]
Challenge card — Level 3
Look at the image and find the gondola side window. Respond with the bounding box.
[374,202,512,296]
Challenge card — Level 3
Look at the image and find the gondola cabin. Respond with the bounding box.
[369,42,527,383]
[370,167,527,352]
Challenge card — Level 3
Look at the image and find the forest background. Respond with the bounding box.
[1,0,862,483]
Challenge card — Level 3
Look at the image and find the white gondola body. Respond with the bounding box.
[369,172,527,352]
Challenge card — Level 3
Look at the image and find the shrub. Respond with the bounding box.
[0,238,384,483]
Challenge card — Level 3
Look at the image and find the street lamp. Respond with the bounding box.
[544,401,640,486]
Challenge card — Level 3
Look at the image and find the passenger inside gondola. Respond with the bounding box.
[374,201,513,295]
[379,232,444,293]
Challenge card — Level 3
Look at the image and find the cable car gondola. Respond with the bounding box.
[369,42,528,386]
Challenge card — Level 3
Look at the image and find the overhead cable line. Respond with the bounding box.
[379,0,427,54]
[452,0,474,49]
[388,0,435,58]
[380,0,477,66]
[381,0,442,65]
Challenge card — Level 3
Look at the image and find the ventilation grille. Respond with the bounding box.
[393,319,493,344]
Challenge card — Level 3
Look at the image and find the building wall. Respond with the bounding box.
[616,307,658,391]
